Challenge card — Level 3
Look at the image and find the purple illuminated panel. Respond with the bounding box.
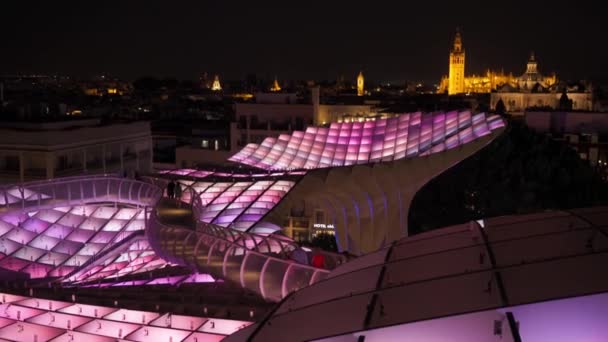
[186,180,296,231]
[0,204,151,279]
[146,275,188,285]
[70,240,169,284]
[229,112,505,170]
[181,273,216,284]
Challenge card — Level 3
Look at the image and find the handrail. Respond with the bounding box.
[0,176,162,213]
[63,230,146,282]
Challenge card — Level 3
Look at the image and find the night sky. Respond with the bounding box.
[1,1,606,83]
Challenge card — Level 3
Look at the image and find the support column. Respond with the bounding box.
[246,116,251,144]
[119,144,124,174]
[82,148,87,173]
[102,144,107,174]
[135,147,140,172]
[148,139,153,172]
[45,152,55,180]
[19,152,24,183]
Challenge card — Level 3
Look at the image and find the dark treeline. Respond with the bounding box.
[409,120,608,234]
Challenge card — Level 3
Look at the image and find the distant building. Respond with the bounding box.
[439,30,558,95]
[173,88,375,168]
[447,29,465,95]
[0,119,152,183]
[491,80,593,114]
[525,111,608,166]
[357,71,365,96]
[270,77,282,92]
[234,87,374,146]
[211,75,222,91]
[80,76,131,97]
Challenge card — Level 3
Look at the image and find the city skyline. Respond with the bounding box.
[1,1,606,83]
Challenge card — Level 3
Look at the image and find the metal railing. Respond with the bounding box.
[147,211,330,302]
[0,175,162,213]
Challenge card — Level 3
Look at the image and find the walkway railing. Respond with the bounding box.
[0,175,162,213]
[191,187,348,268]
[148,210,330,302]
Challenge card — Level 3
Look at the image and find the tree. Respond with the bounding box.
[306,233,338,252]
[495,98,506,114]
[559,89,573,111]
[409,120,608,234]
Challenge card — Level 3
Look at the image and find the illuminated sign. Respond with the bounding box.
[313,223,334,229]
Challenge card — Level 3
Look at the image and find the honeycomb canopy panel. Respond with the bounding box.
[183,179,296,232]
[0,204,154,279]
[229,111,505,170]
[0,292,252,341]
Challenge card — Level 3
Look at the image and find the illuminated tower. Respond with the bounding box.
[357,71,364,96]
[211,75,222,91]
[270,76,282,92]
[448,29,465,95]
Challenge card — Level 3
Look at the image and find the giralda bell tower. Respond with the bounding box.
[448,28,465,95]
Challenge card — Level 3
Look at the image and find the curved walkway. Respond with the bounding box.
[0,175,336,302]
[150,198,332,302]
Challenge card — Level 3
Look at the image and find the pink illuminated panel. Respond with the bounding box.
[0,321,64,341]
[59,304,117,318]
[76,319,140,339]
[0,293,252,341]
[0,317,14,329]
[26,312,92,330]
[183,332,226,342]
[103,308,159,325]
[229,112,505,170]
[16,298,71,312]
[150,313,208,331]
[125,325,191,342]
[0,293,27,304]
[0,304,45,321]
[198,318,252,335]
[50,331,117,342]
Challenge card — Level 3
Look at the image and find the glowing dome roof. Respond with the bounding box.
[229,112,505,170]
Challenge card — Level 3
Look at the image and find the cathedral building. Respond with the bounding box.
[439,30,557,95]
[438,29,593,112]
